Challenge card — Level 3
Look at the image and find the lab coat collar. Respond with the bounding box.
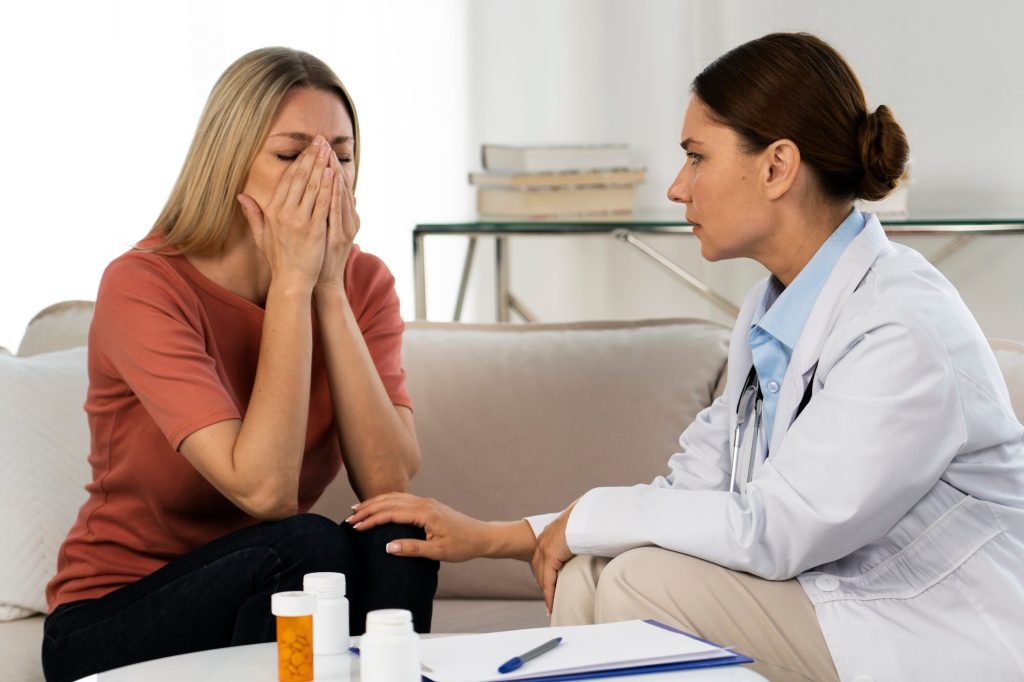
[767,213,890,456]
[789,213,889,376]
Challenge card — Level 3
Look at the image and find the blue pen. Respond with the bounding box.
[498,636,563,674]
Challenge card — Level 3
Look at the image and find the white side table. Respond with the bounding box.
[79,642,766,681]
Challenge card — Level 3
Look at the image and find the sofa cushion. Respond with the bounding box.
[0,347,90,620]
[313,319,732,599]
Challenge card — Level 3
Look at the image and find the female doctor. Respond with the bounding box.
[348,33,1024,681]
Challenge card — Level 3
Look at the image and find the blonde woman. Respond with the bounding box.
[42,48,437,682]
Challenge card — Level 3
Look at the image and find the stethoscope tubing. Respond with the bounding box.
[730,366,763,494]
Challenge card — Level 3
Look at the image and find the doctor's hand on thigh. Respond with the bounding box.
[532,503,577,614]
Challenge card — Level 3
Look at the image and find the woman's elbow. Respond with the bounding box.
[403,441,422,481]
[235,486,299,521]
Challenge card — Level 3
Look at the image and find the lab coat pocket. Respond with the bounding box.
[802,495,1000,603]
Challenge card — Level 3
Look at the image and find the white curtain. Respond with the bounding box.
[0,0,475,350]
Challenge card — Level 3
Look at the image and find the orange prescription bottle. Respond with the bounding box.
[271,591,316,682]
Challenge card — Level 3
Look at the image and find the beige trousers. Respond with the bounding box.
[551,548,840,682]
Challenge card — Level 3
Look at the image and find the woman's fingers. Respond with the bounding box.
[296,138,332,218]
[236,193,265,243]
[283,137,328,210]
[269,138,316,210]
[311,166,334,228]
[328,163,342,239]
[339,168,360,241]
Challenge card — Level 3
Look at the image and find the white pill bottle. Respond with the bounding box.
[302,572,349,656]
[359,609,420,682]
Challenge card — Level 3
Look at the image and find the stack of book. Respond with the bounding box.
[471,144,645,219]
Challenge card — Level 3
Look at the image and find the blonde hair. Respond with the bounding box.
[150,47,360,256]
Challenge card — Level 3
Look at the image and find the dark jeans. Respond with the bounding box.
[41,514,438,682]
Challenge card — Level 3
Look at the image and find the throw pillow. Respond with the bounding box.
[0,346,90,620]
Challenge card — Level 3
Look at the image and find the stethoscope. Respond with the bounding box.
[728,364,817,493]
[729,366,763,494]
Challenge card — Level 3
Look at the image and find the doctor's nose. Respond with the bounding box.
[667,166,691,204]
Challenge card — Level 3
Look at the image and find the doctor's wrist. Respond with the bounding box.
[483,520,537,562]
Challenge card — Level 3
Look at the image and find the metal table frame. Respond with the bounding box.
[413,218,1024,322]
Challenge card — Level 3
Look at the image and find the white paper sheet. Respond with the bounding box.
[418,620,734,682]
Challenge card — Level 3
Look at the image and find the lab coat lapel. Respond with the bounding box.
[767,214,890,455]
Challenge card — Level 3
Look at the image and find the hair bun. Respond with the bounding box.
[857,105,909,201]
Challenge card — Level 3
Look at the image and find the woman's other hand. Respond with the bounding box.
[348,493,536,563]
[315,153,360,293]
[237,136,334,291]
[531,503,576,615]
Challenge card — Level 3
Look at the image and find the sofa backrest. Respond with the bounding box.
[354,319,731,599]
[16,303,1024,603]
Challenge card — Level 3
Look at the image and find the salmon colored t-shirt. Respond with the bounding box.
[46,240,412,610]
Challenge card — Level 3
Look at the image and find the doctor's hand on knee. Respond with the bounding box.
[348,492,538,563]
[531,503,577,615]
[347,493,488,562]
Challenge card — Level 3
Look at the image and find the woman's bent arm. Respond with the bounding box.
[178,139,334,519]
[314,286,421,499]
[179,283,314,519]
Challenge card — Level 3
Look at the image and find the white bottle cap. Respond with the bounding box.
[365,608,415,636]
[303,571,347,598]
[271,591,316,617]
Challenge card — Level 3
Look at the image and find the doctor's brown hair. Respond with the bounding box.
[692,32,908,202]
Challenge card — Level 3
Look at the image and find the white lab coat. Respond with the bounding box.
[562,215,1024,681]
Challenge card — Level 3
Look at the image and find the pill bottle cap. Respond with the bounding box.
[365,608,415,636]
[271,591,316,617]
[303,571,346,598]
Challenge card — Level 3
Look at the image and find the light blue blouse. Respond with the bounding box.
[749,208,866,443]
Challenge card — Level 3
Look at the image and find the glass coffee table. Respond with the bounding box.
[81,641,767,680]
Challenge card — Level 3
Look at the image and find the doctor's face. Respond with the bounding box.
[667,96,772,262]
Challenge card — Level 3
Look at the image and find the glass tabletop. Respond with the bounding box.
[414,209,1024,234]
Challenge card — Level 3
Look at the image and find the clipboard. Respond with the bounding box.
[416,619,753,682]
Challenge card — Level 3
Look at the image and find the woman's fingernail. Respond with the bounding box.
[351,503,361,510]
[345,515,355,524]
[386,542,400,554]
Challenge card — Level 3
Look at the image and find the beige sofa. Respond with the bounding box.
[5,302,1024,681]
[1,301,740,681]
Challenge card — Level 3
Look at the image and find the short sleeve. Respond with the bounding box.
[345,247,412,409]
[90,254,241,449]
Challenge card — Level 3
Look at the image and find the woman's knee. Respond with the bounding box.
[276,513,352,569]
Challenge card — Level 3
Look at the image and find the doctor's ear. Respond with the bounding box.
[761,139,800,200]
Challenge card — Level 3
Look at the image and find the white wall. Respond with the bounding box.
[449,0,1024,338]
[0,0,474,351]
[2,1,1022,348]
